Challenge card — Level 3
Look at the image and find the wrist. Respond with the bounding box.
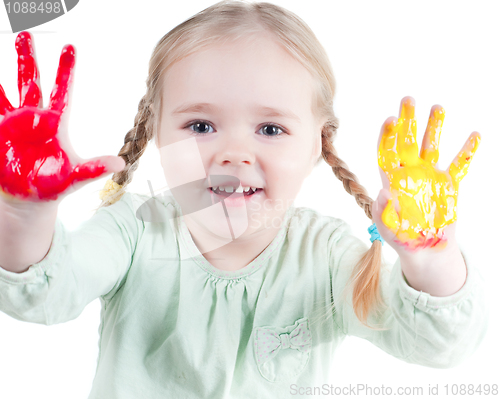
[399,239,467,296]
[0,188,60,215]
[0,191,59,272]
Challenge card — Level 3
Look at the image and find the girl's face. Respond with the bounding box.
[157,33,324,246]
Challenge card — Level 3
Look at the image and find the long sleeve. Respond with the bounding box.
[0,193,143,326]
[329,221,489,368]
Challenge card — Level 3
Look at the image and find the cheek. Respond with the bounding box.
[273,139,313,173]
[158,137,206,188]
[263,151,309,199]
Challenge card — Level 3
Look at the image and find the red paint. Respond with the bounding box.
[16,31,41,108]
[0,85,13,115]
[0,31,106,201]
[394,228,446,253]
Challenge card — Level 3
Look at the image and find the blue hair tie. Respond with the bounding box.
[368,223,384,245]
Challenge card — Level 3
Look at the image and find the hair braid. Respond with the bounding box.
[321,120,373,220]
[320,117,388,330]
[98,95,154,208]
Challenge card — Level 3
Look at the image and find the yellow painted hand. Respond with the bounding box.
[377,96,480,251]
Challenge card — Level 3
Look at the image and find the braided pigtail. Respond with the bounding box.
[321,117,388,330]
[97,94,155,209]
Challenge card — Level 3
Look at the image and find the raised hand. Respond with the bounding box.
[0,31,124,203]
[373,96,480,252]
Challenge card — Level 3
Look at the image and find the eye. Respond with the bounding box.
[187,120,215,135]
[259,124,286,139]
[184,120,287,139]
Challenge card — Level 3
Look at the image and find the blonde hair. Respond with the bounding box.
[98,0,386,329]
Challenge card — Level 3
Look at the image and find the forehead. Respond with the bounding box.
[161,35,315,119]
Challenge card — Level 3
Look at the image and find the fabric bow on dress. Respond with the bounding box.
[254,318,312,365]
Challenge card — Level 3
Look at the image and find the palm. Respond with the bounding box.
[376,97,480,251]
[0,32,117,202]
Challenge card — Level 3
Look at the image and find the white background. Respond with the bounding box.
[0,0,498,398]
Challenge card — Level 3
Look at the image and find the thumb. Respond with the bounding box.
[371,188,391,223]
[74,155,125,181]
[67,155,126,194]
[95,155,126,174]
[371,188,399,242]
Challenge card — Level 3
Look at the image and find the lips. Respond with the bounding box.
[208,187,262,197]
[206,175,263,190]
[207,186,263,208]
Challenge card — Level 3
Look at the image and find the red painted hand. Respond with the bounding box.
[0,31,124,203]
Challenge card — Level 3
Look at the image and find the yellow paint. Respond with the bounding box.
[378,99,480,251]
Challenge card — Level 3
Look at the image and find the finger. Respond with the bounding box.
[447,132,481,188]
[15,31,42,108]
[377,116,400,174]
[71,155,126,184]
[0,84,14,115]
[396,96,419,166]
[371,188,397,238]
[420,104,445,165]
[380,195,401,236]
[48,44,76,113]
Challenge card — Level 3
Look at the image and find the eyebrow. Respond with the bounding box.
[171,102,301,122]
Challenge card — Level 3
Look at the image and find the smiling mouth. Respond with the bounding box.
[209,187,262,197]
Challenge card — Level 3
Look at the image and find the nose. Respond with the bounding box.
[215,132,255,166]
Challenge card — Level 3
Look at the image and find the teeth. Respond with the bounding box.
[210,186,260,194]
[212,186,235,192]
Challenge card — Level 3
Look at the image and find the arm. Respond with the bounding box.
[0,198,58,273]
[0,31,130,325]
[330,224,489,368]
[0,192,142,325]
[0,31,125,272]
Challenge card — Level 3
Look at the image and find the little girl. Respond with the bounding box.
[0,1,488,398]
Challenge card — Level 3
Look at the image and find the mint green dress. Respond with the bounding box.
[0,192,489,398]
